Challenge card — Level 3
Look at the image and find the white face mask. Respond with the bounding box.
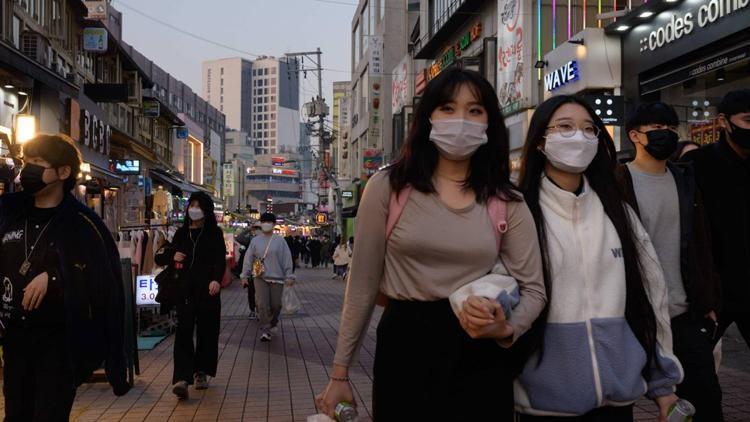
[542,130,599,173]
[261,223,274,233]
[429,118,489,161]
[188,207,204,221]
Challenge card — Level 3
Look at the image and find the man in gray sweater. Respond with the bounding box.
[241,213,295,342]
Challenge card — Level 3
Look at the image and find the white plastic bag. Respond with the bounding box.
[282,285,301,315]
[307,414,336,422]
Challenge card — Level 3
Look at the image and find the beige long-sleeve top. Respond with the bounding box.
[333,171,547,367]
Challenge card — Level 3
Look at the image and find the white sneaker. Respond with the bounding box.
[260,332,272,342]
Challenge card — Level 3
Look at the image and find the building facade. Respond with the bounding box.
[609,0,750,151]
[202,57,253,132]
[348,0,407,181]
[0,0,226,230]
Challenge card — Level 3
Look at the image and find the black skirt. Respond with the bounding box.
[373,299,515,421]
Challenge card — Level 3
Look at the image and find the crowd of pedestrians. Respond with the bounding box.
[0,71,748,421]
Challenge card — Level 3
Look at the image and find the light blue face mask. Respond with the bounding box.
[429,118,489,160]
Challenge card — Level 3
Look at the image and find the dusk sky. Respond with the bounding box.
[114,0,354,112]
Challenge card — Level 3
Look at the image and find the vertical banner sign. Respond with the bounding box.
[497,0,533,115]
[391,56,410,115]
[369,36,383,144]
[222,163,235,197]
[362,149,383,175]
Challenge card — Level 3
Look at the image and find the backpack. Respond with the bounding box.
[376,186,508,306]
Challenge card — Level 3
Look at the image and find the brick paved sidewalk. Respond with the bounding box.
[1,267,748,421]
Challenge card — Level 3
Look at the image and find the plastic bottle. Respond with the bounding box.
[667,399,695,422]
[334,402,357,422]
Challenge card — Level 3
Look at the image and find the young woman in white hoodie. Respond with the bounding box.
[511,96,683,421]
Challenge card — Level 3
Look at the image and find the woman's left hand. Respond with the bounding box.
[208,281,221,296]
[458,296,514,340]
[654,393,679,422]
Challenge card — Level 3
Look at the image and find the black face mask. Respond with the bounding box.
[20,163,52,194]
[728,121,750,149]
[643,129,679,160]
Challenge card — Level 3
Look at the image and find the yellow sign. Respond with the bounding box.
[316,213,328,225]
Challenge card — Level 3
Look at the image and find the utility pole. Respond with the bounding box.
[284,48,344,238]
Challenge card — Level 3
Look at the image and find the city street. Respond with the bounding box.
[1,267,747,421]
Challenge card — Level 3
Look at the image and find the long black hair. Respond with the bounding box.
[180,191,219,232]
[518,95,658,376]
[388,67,520,203]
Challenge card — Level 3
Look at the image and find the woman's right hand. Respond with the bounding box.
[174,252,187,263]
[315,370,355,418]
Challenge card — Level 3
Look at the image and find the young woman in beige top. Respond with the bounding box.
[315,68,547,420]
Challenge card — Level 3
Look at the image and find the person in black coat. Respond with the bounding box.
[683,89,750,350]
[155,191,226,400]
[0,134,130,420]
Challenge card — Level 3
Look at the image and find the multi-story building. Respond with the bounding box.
[348,0,407,181]
[332,81,350,184]
[202,56,300,156]
[249,56,300,155]
[0,0,227,229]
[202,57,253,132]
[246,153,303,214]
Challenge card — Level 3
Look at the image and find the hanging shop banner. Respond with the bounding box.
[83,27,108,52]
[497,0,533,115]
[363,149,383,175]
[142,99,161,118]
[392,56,410,115]
[176,127,189,139]
[369,80,382,141]
[223,163,235,196]
[85,1,108,21]
[272,156,285,167]
[369,35,384,76]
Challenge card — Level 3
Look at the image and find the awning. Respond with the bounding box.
[150,169,197,196]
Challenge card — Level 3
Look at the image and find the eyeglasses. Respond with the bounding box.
[547,123,601,140]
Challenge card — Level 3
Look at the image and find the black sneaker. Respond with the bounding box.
[172,381,189,400]
[260,332,272,342]
[194,372,209,390]
[248,310,258,320]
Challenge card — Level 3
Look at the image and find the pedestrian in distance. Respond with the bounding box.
[616,102,722,421]
[0,134,130,420]
[316,68,547,421]
[320,234,332,269]
[515,95,682,422]
[332,237,352,280]
[309,236,322,268]
[241,213,295,343]
[155,191,226,400]
[682,89,750,351]
[238,223,260,320]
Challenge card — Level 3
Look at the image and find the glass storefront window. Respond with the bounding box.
[658,59,750,146]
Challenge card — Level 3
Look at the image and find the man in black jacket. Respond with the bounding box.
[617,102,722,421]
[684,89,750,349]
[0,134,130,420]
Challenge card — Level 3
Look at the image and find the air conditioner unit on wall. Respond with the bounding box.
[20,32,51,67]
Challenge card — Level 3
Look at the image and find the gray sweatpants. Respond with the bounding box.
[254,278,284,333]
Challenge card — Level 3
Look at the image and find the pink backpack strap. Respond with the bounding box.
[385,186,412,239]
[487,196,508,252]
